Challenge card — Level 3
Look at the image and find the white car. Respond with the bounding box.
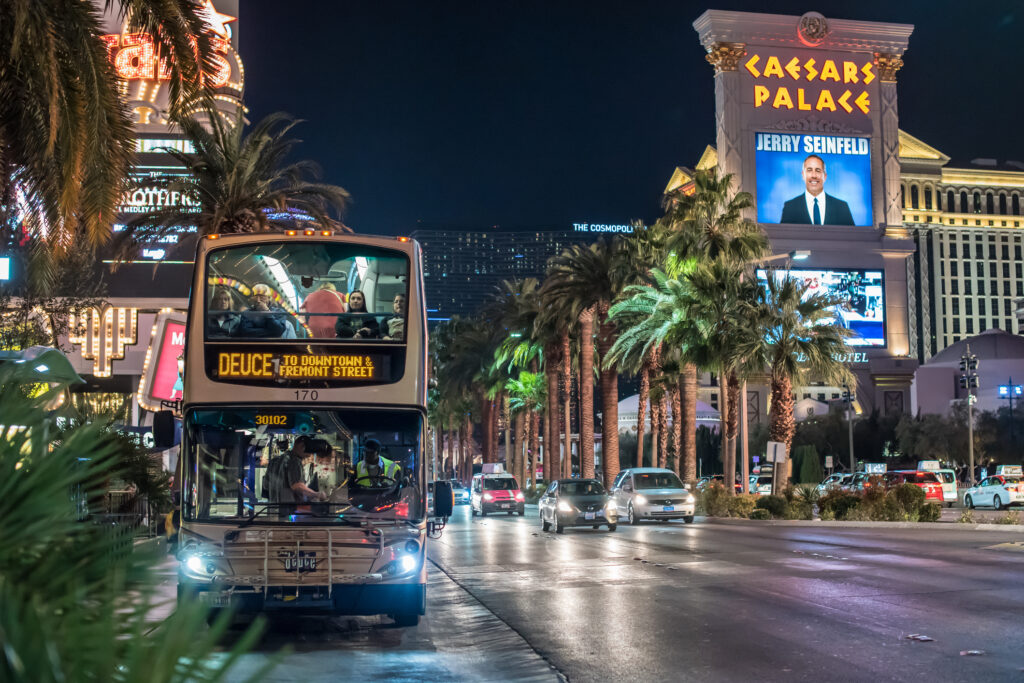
[609,468,696,524]
[964,475,1024,510]
[816,473,852,494]
[452,485,470,505]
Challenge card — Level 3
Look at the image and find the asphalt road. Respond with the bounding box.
[429,505,1024,682]
[162,504,1024,682]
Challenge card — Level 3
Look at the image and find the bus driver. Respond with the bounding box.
[353,439,401,486]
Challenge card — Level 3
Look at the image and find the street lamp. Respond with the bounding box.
[959,346,979,485]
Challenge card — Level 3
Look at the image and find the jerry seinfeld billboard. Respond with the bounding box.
[755,132,872,227]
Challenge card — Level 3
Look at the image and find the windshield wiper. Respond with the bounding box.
[238,504,280,527]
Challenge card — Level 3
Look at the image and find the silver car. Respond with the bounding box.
[609,468,696,524]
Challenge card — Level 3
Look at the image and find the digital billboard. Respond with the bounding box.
[756,268,885,347]
[137,313,187,411]
[755,132,872,227]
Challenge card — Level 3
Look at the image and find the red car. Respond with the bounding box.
[883,470,944,503]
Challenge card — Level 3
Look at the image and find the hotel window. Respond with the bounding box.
[999,194,1007,215]
[979,299,986,315]
[1003,245,1011,260]
[953,319,961,334]
[910,186,919,209]
[950,262,958,277]
[952,299,960,315]
[939,262,944,276]
[950,243,958,258]
[978,280,985,294]
[1004,263,1011,278]
[951,281,958,294]
[964,262,971,277]
[1007,300,1014,316]
[990,244,997,259]
[967,320,974,334]
[980,318,987,330]
[900,185,906,208]
[1016,263,1023,278]
[1014,195,1021,215]
[960,190,968,211]
[1017,246,1023,260]
[925,188,933,210]
[947,190,955,211]
[990,263,997,278]
[1017,282,1023,296]
[973,191,981,213]
[986,193,995,214]
[966,299,973,315]
[965,281,972,295]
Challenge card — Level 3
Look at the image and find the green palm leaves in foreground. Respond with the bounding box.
[0,0,220,251]
[0,362,271,682]
[118,109,351,258]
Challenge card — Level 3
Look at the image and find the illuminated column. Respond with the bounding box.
[875,52,905,237]
[704,42,747,191]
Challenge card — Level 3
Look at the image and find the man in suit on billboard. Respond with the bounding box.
[779,154,855,226]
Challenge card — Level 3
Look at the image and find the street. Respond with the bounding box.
[185,505,1024,682]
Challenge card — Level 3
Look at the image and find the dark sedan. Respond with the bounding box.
[538,478,617,533]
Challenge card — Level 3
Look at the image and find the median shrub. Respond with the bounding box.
[755,494,788,519]
[728,494,758,519]
[893,483,926,516]
[749,508,772,520]
[818,490,861,520]
[698,484,732,517]
[993,510,1021,525]
[918,502,942,522]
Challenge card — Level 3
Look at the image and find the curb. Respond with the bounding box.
[701,516,1024,532]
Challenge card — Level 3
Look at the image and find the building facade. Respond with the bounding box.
[410,223,633,321]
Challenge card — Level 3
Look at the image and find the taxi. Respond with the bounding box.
[964,466,1024,510]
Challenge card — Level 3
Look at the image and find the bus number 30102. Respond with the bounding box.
[294,390,319,401]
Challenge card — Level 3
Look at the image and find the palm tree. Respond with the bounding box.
[544,239,630,484]
[118,109,351,256]
[0,1,220,253]
[506,371,546,486]
[738,271,854,485]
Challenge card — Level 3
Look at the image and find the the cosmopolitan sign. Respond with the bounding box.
[744,49,876,116]
[572,223,635,234]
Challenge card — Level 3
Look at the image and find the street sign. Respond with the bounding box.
[825,455,833,468]
[766,441,787,463]
[752,456,760,463]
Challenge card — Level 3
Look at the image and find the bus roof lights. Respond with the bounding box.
[303,229,315,236]
[397,236,410,242]
[206,234,219,240]
[321,230,332,236]
[286,230,297,236]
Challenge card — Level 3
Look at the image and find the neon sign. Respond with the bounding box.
[101,33,233,87]
[744,52,875,115]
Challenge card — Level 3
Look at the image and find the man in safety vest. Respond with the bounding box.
[353,438,401,486]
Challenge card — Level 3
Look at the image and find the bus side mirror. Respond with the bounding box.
[153,410,176,448]
[433,480,454,518]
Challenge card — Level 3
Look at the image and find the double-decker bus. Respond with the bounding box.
[168,230,446,626]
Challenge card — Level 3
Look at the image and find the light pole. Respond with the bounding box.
[842,384,855,474]
[959,346,979,486]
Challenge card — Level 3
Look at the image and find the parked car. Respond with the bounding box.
[816,473,852,494]
[749,475,773,496]
[964,474,1024,510]
[470,472,525,516]
[884,470,945,503]
[609,468,695,524]
[930,469,958,507]
[538,478,616,533]
[696,474,742,493]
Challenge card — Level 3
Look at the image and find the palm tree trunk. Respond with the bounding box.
[769,372,796,486]
[681,363,698,483]
[649,393,660,468]
[657,392,668,470]
[718,377,733,494]
[670,383,682,475]
[460,422,469,483]
[727,372,740,492]
[545,363,558,481]
[503,395,512,473]
[530,409,540,486]
[560,331,572,479]
[491,395,500,466]
[578,306,596,478]
[514,411,525,484]
[636,356,650,468]
[596,316,620,485]
[524,410,534,487]
[481,394,493,464]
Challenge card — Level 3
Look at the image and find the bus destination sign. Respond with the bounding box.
[216,351,389,382]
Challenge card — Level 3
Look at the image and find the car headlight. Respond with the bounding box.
[515,492,525,501]
[634,494,647,505]
[557,500,574,513]
[606,501,617,513]
[483,493,493,501]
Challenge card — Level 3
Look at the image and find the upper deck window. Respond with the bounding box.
[205,242,409,341]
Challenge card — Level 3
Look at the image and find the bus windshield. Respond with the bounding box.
[205,241,409,341]
[182,407,423,524]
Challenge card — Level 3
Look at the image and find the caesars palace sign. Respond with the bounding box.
[744,52,875,114]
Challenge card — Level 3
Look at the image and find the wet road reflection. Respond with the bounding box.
[431,504,1024,682]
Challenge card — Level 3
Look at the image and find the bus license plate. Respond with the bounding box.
[281,550,317,573]
[585,512,596,520]
[200,591,229,607]
[663,506,674,512]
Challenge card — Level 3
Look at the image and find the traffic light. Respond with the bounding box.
[959,359,968,372]
[959,376,968,389]
[970,376,980,389]
[968,357,979,372]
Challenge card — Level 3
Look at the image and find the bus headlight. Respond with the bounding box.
[186,555,204,573]
[400,555,418,573]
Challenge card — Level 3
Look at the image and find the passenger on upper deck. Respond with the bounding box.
[300,282,347,338]
[238,284,294,338]
[382,294,406,341]
[207,288,241,337]
[335,289,380,339]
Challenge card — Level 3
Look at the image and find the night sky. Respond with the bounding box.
[239,1,1024,235]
